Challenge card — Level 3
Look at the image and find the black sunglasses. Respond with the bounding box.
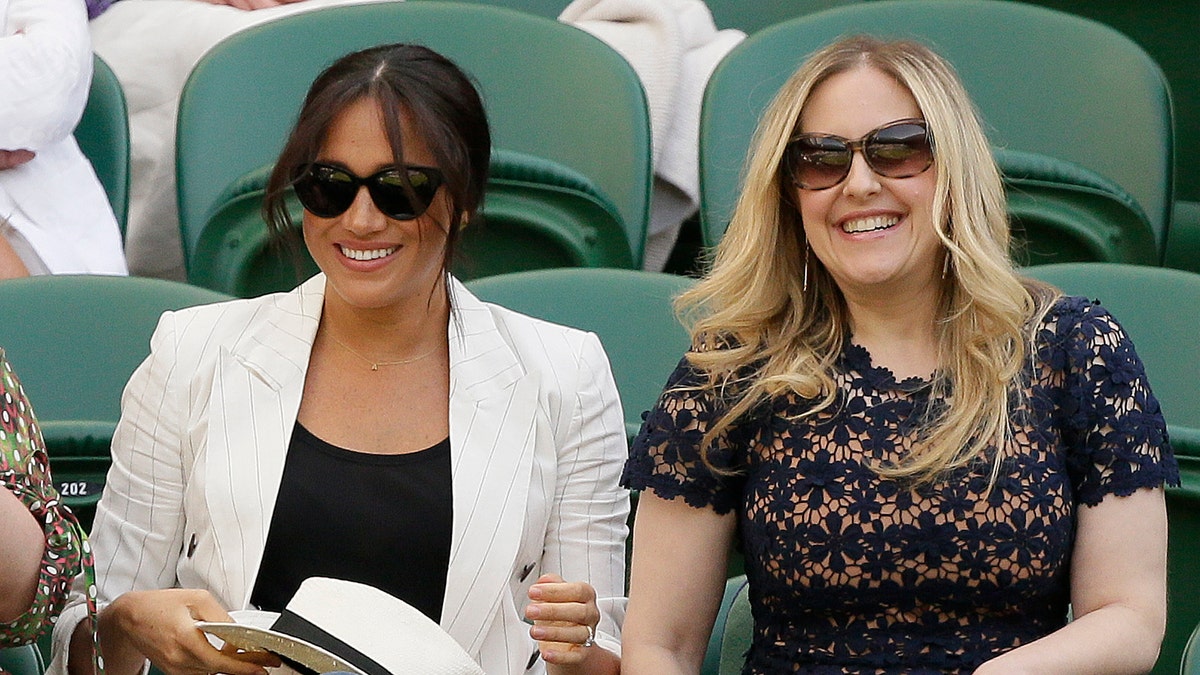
[293,163,444,220]
[784,118,934,190]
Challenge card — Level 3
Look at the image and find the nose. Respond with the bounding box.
[343,185,387,234]
[841,149,881,198]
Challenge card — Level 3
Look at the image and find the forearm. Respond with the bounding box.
[0,485,43,621]
[619,643,703,675]
[67,616,146,675]
[88,604,152,675]
[976,602,1163,674]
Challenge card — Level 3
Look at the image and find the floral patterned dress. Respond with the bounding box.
[0,350,95,672]
[624,296,1179,674]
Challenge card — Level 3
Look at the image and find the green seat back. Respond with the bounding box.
[0,644,44,675]
[1166,202,1200,275]
[1185,615,1200,675]
[177,1,651,273]
[700,575,750,675]
[467,268,693,441]
[699,0,1173,261]
[1021,263,1200,459]
[75,54,130,233]
[408,0,567,18]
[195,150,634,297]
[704,0,858,34]
[0,276,231,526]
[997,149,1157,266]
[1022,1,1198,206]
[1168,457,1200,675]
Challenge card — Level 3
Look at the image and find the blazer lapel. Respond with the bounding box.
[441,283,540,655]
[204,277,325,607]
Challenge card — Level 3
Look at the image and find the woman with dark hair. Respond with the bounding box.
[52,43,626,675]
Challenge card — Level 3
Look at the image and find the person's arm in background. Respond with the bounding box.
[0,352,89,643]
[0,485,43,622]
[0,0,92,154]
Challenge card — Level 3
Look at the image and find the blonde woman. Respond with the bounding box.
[621,36,1177,674]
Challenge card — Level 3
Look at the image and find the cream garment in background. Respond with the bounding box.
[561,0,743,271]
[0,0,127,275]
[88,0,395,280]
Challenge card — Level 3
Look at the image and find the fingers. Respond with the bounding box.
[527,573,597,604]
[218,642,282,669]
[0,149,35,170]
[525,575,601,665]
[106,589,272,675]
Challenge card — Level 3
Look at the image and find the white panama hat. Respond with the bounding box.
[198,577,484,675]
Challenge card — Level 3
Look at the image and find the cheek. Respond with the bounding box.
[796,189,833,236]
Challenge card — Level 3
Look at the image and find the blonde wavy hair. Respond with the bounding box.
[681,35,1059,485]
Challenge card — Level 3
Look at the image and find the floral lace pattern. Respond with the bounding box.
[624,297,1179,674]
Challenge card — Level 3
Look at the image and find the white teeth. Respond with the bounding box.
[339,244,397,261]
[842,215,900,234]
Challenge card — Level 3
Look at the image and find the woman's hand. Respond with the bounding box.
[96,589,279,675]
[0,149,35,170]
[524,573,608,670]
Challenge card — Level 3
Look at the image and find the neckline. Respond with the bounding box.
[840,340,937,393]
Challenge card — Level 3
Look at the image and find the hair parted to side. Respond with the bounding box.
[680,35,1059,485]
[263,43,491,293]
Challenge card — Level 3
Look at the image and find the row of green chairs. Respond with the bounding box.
[77,1,1192,295]
[79,0,1181,295]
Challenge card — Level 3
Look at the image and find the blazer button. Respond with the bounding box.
[518,562,536,582]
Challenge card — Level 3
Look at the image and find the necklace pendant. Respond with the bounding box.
[371,363,379,371]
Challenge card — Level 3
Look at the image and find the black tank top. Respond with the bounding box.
[250,422,452,622]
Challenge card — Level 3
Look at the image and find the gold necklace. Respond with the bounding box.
[327,332,441,371]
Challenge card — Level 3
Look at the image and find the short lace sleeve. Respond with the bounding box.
[1042,297,1180,507]
[622,357,746,514]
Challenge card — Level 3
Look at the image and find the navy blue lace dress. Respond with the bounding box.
[623,296,1179,674]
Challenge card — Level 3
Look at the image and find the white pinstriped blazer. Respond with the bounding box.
[50,275,629,675]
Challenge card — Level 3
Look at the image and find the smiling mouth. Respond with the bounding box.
[338,244,397,261]
[842,215,900,234]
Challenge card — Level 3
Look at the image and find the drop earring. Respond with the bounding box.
[803,243,810,292]
[942,251,950,279]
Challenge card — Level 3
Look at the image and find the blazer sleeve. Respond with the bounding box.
[48,311,191,675]
[540,331,630,655]
[0,0,92,150]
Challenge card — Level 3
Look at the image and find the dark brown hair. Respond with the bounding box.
[263,43,491,288]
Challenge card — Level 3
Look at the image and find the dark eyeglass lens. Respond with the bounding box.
[369,169,437,219]
[295,165,441,219]
[864,124,931,177]
[295,166,357,217]
[787,121,932,189]
[789,137,852,189]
